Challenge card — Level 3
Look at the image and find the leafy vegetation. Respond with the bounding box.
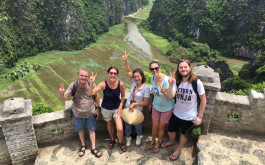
[33,102,54,115]
[222,52,265,95]
[146,0,265,60]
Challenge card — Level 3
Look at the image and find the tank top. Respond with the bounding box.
[101,80,121,110]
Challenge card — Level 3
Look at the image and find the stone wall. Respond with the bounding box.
[210,90,265,134]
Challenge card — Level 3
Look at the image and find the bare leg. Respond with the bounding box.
[114,116,123,143]
[78,130,86,156]
[88,130,96,149]
[107,120,115,141]
[170,133,187,158]
[162,132,176,147]
[154,122,166,148]
[89,130,102,157]
[151,119,159,144]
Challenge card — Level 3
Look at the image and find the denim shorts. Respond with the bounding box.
[74,115,97,131]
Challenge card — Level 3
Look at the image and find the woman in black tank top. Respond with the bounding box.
[88,66,127,152]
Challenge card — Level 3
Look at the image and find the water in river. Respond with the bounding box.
[123,17,178,69]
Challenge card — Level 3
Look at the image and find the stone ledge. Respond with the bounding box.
[32,110,65,126]
[215,92,250,106]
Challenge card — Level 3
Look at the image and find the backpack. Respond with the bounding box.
[71,80,95,100]
[175,77,201,106]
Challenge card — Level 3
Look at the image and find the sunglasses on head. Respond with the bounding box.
[109,72,117,75]
[150,67,159,72]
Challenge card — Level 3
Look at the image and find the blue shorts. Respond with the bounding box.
[74,115,97,131]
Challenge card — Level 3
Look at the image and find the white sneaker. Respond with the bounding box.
[136,135,141,145]
[126,137,132,147]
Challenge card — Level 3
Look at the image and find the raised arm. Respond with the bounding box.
[122,50,133,80]
[89,72,105,96]
[59,83,70,100]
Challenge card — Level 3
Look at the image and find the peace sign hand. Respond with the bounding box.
[122,50,130,61]
[168,72,175,85]
[90,72,97,84]
[160,84,166,95]
[59,83,65,94]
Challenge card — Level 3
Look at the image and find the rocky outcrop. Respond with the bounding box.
[234,46,263,59]
[207,61,234,82]
[148,0,265,58]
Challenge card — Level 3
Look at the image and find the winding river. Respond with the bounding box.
[123,17,178,68]
[123,17,248,69]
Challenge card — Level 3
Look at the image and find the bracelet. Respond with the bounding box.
[96,107,101,110]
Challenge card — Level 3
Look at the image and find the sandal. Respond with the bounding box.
[153,144,161,154]
[170,152,181,161]
[91,148,102,158]
[118,142,127,152]
[108,140,115,149]
[161,141,175,148]
[147,141,155,150]
[78,145,87,157]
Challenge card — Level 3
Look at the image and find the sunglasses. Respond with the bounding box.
[150,67,159,72]
[109,72,117,75]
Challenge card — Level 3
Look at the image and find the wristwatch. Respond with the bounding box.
[96,106,101,110]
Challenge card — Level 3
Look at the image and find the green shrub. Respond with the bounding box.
[33,102,54,115]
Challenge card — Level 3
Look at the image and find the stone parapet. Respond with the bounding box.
[33,109,76,146]
[193,65,221,133]
[0,98,38,165]
[211,91,265,134]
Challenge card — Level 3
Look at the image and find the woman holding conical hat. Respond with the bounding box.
[122,50,150,147]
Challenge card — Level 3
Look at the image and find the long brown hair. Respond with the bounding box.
[175,59,197,84]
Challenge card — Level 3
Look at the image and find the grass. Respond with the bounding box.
[132,0,155,20]
[138,27,170,55]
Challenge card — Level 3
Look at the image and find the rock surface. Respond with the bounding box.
[35,130,265,165]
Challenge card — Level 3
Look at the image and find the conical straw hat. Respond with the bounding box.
[121,108,144,125]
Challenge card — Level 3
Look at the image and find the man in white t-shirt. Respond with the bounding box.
[160,60,206,161]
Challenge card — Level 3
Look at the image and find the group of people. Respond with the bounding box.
[59,51,206,160]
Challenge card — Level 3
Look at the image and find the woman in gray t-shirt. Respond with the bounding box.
[122,51,150,146]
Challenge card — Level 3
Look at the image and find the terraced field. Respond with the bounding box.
[0,24,155,111]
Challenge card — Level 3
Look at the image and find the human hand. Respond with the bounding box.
[168,72,175,85]
[59,83,65,94]
[195,116,202,126]
[94,108,99,118]
[160,84,166,95]
[148,104,152,112]
[129,103,135,112]
[90,72,97,84]
[122,50,129,61]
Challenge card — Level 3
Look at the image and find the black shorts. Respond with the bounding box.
[168,114,194,135]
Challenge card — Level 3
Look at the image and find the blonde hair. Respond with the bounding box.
[149,59,160,68]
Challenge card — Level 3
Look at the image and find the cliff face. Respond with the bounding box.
[148,0,265,59]
[0,0,144,67]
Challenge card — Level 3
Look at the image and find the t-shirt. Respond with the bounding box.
[125,79,150,111]
[173,79,205,121]
[151,76,174,112]
[65,81,96,118]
